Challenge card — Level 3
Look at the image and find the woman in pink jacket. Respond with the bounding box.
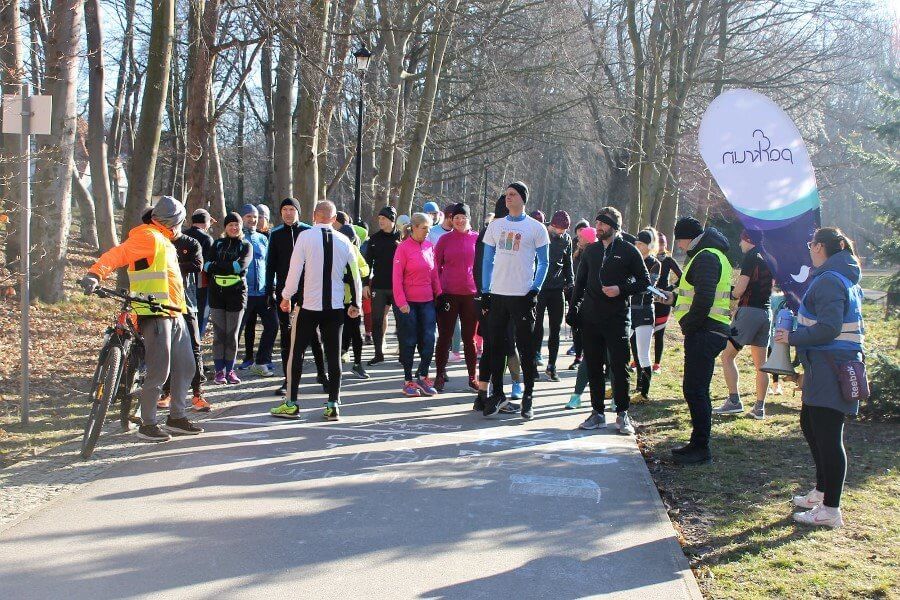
[393,212,443,397]
[433,203,480,392]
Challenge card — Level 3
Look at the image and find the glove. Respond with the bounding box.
[80,273,100,295]
[526,289,539,307]
[565,303,580,327]
[265,286,277,310]
[436,294,451,313]
[480,293,492,314]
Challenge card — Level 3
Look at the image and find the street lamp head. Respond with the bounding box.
[354,45,373,72]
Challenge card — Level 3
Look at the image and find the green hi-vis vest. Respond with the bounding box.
[673,247,732,325]
[127,227,175,316]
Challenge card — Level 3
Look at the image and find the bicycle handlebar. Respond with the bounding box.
[93,287,182,313]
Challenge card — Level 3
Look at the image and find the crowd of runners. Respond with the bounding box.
[81,184,865,529]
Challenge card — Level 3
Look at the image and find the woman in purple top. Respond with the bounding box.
[433,203,480,392]
[392,213,443,397]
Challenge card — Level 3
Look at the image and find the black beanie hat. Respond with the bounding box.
[280,197,301,212]
[450,203,470,218]
[674,217,704,240]
[574,218,590,232]
[494,194,510,219]
[224,212,241,226]
[636,229,655,245]
[378,205,397,222]
[507,181,528,204]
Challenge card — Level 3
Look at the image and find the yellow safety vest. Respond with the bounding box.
[127,227,180,316]
[673,247,732,325]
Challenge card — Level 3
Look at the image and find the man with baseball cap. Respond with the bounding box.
[658,216,732,465]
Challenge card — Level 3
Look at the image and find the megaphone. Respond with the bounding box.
[762,308,797,376]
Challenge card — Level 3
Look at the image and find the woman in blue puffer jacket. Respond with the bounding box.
[775,227,865,529]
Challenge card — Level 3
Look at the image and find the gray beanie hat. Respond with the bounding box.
[151,196,186,229]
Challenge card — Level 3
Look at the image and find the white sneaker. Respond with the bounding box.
[792,488,824,509]
[250,363,275,377]
[793,504,843,528]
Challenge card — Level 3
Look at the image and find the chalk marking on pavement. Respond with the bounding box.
[508,474,602,502]
[536,453,619,465]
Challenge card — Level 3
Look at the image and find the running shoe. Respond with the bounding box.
[402,381,421,397]
[226,370,242,384]
[616,411,635,435]
[137,424,172,442]
[510,381,524,400]
[270,401,300,419]
[568,358,581,370]
[713,397,744,415]
[341,352,350,364]
[250,363,275,377]
[499,401,520,414]
[793,505,843,528]
[771,382,784,395]
[449,351,462,363]
[483,393,509,417]
[364,334,373,345]
[793,488,824,509]
[473,391,486,411]
[237,359,254,370]
[323,404,340,421]
[214,370,226,385]
[521,395,534,421]
[467,377,480,393]
[434,373,447,392]
[628,361,637,372]
[545,365,559,382]
[652,363,661,373]
[747,402,765,420]
[566,346,576,356]
[164,417,204,435]
[578,411,605,430]
[565,394,582,410]
[416,376,437,396]
[367,354,385,366]
[191,395,211,412]
[535,352,544,366]
[156,395,171,409]
[352,363,370,379]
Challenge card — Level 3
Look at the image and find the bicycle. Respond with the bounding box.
[80,287,179,459]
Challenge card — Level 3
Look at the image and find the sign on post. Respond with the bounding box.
[2,92,52,425]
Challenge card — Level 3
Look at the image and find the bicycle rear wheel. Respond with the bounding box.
[81,345,123,459]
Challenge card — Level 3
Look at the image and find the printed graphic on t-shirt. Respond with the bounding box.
[497,229,524,253]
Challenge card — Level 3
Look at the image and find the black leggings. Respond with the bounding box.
[800,404,847,508]
[653,328,666,365]
[342,306,363,364]
[533,289,565,367]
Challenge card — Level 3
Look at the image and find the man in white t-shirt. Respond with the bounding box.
[480,181,550,420]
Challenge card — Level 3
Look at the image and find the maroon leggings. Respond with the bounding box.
[436,294,479,378]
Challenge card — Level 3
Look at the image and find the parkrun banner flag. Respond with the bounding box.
[699,89,820,310]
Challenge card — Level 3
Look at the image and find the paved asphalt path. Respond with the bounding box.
[0,338,700,599]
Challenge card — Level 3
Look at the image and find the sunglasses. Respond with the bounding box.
[806,241,821,249]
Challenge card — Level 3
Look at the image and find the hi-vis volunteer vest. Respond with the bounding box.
[127,226,182,316]
[673,247,732,325]
[797,270,864,351]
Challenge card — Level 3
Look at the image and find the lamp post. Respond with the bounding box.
[352,45,372,224]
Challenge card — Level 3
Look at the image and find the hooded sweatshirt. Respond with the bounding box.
[392,236,442,307]
[789,249,863,415]
[678,227,731,336]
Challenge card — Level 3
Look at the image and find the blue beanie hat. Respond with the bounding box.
[240,203,258,217]
[423,201,440,214]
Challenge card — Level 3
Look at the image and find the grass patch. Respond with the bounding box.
[632,304,899,598]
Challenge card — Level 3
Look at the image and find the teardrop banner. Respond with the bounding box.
[699,89,821,310]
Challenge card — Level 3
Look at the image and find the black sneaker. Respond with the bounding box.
[483,393,509,417]
[473,391,486,411]
[521,393,535,420]
[671,442,698,456]
[364,334,373,346]
[352,363,370,379]
[499,401,520,414]
[137,424,172,442]
[545,366,559,382]
[367,354,385,366]
[164,417,204,435]
[568,358,581,370]
[672,445,712,465]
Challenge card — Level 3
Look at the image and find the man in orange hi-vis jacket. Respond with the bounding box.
[80,196,204,443]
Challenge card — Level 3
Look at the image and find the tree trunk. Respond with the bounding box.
[184,0,220,215]
[206,115,226,229]
[273,35,296,201]
[397,0,461,216]
[236,79,246,207]
[294,0,332,218]
[123,0,174,233]
[107,0,135,210]
[31,0,83,302]
[260,38,275,201]
[375,35,404,207]
[0,0,23,261]
[71,172,98,250]
[84,0,117,251]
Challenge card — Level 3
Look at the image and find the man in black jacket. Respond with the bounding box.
[183,209,216,336]
[533,210,573,381]
[266,198,327,396]
[569,206,650,435]
[363,205,401,365]
[659,217,732,465]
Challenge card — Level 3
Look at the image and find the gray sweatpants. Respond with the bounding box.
[209,308,244,362]
[137,315,194,426]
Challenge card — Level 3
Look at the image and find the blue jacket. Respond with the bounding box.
[789,250,864,415]
[243,227,269,296]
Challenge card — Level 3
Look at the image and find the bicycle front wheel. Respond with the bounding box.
[81,345,123,459]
